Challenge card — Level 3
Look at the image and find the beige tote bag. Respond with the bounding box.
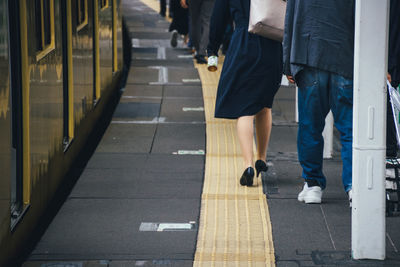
[248,0,287,42]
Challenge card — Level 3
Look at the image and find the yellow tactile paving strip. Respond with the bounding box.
[194,65,275,267]
[137,1,275,265]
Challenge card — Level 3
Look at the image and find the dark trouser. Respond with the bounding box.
[297,67,353,192]
[387,86,399,158]
[189,0,214,56]
[160,0,166,16]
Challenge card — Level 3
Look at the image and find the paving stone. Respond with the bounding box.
[268,126,298,153]
[113,102,161,121]
[163,85,202,98]
[86,153,148,169]
[126,67,159,84]
[29,199,199,261]
[70,168,203,199]
[108,260,193,267]
[122,84,163,98]
[95,124,156,153]
[131,59,193,68]
[160,98,205,123]
[268,199,336,260]
[151,124,205,154]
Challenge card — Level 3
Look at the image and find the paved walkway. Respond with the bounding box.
[22,0,400,266]
[24,0,203,266]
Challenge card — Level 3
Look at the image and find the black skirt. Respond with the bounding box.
[214,26,283,119]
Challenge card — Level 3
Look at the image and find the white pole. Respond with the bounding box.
[352,0,389,260]
[323,112,333,159]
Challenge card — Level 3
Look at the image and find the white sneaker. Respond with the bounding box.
[298,183,323,204]
[207,55,218,72]
[348,189,352,208]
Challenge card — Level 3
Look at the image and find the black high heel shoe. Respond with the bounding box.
[240,167,255,186]
[255,160,268,177]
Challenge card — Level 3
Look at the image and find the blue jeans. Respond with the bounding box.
[296,67,353,192]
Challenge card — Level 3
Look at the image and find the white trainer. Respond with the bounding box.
[348,189,352,208]
[298,183,323,204]
[207,55,218,72]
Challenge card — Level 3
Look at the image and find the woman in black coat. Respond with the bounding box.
[169,0,189,47]
[207,0,283,186]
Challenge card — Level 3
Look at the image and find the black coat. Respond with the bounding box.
[208,0,282,119]
[169,0,189,35]
[283,0,355,79]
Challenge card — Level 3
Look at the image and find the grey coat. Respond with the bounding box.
[283,0,355,79]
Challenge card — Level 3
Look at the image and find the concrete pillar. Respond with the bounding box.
[352,0,389,260]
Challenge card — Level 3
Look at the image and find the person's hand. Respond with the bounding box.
[286,75,295,84]
[180,0,188,9]
[388,73,392,83]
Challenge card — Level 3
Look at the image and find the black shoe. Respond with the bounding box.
[170,30,178,48]
[255,160,268,177]
[240,167,255,186]
[195,55,207,64]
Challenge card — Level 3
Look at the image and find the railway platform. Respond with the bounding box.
[21,0,400,266]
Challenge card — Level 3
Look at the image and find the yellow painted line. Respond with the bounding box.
[194,63,275,266]
[94,0,101,100]
[67,0,74,139]
[137,0,275,264]
[112,0,118,72]
[40,0,45,49]
[19,0,31,205]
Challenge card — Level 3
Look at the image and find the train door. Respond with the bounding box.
[8,0,24,228]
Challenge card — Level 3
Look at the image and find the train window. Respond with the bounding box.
[35,0,55,61]
[43,0,51,45]
[100,0,109,10]
[76,0,88,31]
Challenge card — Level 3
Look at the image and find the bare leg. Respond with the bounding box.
[237,115,255,168]
[255,108,272,162]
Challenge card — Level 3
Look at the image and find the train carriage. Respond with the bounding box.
[0,1,128,265]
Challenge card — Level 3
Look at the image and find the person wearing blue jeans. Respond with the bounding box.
[283,0,355,205]
[297,68,353,200]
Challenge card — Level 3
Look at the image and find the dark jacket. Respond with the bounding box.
[389,0,400,87]
[283,0,355,79]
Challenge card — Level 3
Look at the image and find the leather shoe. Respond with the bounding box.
[195,55,207,64]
